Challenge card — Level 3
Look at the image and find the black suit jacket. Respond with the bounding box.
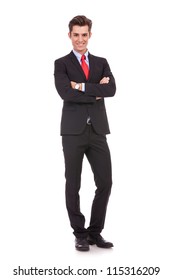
[54,51,116,135]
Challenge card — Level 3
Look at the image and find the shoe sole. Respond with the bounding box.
[96,244,113,248]
[88,240,113,248]
[75,247,90,251]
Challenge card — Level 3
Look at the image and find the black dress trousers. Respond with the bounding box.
[62,124,112,238]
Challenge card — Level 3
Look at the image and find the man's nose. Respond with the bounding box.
[78,35,83,41]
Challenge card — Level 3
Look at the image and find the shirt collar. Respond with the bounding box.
[73,49,89,62]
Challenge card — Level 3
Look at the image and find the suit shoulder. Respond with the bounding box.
[54,52,72,64]
[89,53,107,62]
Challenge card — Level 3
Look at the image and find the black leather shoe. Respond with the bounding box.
[75,238,90,251]
[87,234,113,248]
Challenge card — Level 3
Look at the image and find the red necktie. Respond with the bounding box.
[81,54,89,80]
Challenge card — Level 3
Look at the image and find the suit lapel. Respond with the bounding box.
[88,53,95,81]
[69,51,86,80]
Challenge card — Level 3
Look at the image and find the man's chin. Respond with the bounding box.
[76,47,87,53]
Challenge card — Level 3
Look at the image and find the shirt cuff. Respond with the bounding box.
[81,83,85,92]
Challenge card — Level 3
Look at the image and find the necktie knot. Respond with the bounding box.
[81,54,86,62]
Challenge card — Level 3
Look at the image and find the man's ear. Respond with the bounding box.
[89,32,92,38]
[68,32,71,38]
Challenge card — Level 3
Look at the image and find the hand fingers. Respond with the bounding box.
[100,77,110,84]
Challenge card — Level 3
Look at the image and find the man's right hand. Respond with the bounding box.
[99,76,110,84]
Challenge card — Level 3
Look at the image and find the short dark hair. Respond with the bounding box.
[68,15,92,33]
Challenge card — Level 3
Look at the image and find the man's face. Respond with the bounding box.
[68,25,92,54]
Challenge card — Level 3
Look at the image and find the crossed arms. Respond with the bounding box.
[54,58,116,103]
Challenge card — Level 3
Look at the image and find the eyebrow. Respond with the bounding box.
[73,33,88,36]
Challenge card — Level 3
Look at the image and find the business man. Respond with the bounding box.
[54,15,116,251]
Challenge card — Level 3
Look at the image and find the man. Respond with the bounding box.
[54,15,116,251]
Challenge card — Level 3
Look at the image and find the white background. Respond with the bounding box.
[0,0,173,279]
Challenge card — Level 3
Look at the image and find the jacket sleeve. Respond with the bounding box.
[54,59,96,104]
[85,59,116,98]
